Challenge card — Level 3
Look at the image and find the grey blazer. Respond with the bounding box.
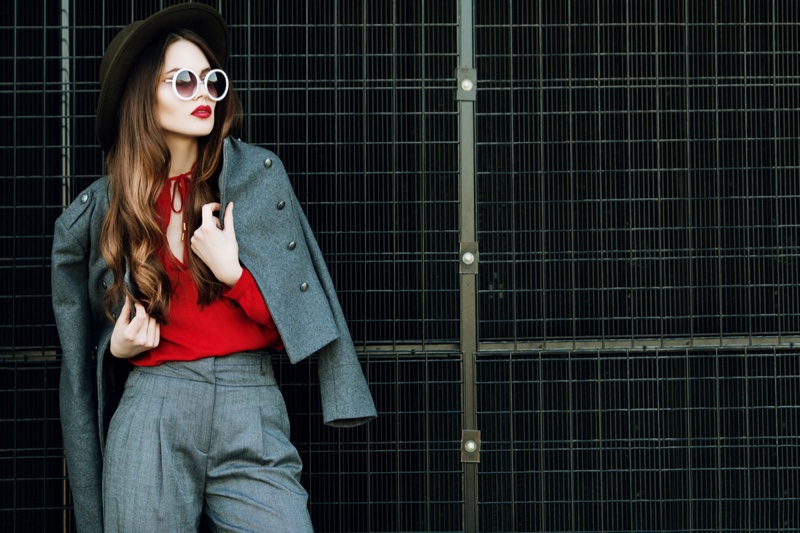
[52,137,377,532]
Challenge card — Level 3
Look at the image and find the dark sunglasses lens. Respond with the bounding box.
[206,71,227,99]
[174,70,197,98]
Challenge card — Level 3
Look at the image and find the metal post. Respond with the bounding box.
[60,0,71,208]
[457,0,479,532]
[60,4,71,528]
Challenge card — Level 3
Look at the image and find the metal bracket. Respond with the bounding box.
[459,241,478,274]
[456,68,477,101]
[461,429,481,463]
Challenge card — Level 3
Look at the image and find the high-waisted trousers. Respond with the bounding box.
[102,352,314,533]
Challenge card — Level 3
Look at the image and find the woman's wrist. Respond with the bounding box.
[220,264,243,288]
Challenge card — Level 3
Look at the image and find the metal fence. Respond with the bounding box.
[2,0,800,531]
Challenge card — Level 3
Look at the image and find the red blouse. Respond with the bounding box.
[131,170,283,366]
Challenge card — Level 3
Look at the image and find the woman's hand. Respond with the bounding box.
[110,296,160,359]
[190,202,243,287]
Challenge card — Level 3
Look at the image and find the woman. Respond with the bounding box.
[52,4,376,532]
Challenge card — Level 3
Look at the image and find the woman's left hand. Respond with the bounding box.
[191,202,243,288]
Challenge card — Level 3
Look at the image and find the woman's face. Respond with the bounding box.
[156,39,217,147]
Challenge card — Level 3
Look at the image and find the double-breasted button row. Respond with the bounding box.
[262,157,304,293]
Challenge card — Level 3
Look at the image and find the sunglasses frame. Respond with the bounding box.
[164,68,229,102]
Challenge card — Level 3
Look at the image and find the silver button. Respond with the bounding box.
[288,241,296,251]
[277,201,285,210]
[80,193,89,203]
[264,158,273,169]
[300,282,308,292]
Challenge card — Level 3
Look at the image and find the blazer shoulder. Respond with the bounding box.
[224,137,289,177]
[56,178,109,231]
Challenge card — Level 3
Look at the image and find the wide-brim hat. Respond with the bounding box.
[96,2,230,152]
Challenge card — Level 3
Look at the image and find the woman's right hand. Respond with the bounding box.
[110,296,160,358]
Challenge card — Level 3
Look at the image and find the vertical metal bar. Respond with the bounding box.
[60,0,71,209]
[457,1,478,532]
[244,1,253,142]
[60,3,71,524]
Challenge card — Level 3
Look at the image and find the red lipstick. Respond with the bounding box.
[192,105,212,118]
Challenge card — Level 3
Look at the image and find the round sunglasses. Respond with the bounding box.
[163,68,229,101]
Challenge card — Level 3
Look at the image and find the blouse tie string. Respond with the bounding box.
[166,165,194,240]
[167,167,193,213]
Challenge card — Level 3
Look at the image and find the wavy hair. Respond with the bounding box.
[101,29,242,323]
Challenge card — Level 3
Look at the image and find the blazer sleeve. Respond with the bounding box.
[52,212,104,532]
[296,198,378,427]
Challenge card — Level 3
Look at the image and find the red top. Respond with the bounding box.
[131,170,283,366]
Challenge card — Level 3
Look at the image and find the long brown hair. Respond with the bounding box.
[101,30,242,323]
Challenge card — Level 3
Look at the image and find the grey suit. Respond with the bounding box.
[52,137,377,532]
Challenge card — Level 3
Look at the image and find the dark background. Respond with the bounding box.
[2,0,799,531]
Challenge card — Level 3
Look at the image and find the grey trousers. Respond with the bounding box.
[102,352,314,533]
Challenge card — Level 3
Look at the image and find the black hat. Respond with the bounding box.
[96,3,230,152]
